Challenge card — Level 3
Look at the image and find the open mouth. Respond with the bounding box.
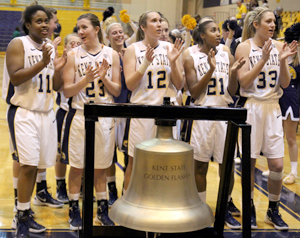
[116,37,124,42]
[41,29,48,35]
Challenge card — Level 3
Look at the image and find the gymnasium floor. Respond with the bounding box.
[0,55,299,237]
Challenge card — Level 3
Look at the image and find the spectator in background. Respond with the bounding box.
[170,28,182,39]
[247,0,259,12]
[273,6,284,39]
[238,13,247,28]
[177,23,186,33]
[194,14,201,24]
[235,0,247,20]
[53,19,61,39]
[221,20,236,55]
[230,16,242,38]
[262,0,269,8]
[12,26,21,38]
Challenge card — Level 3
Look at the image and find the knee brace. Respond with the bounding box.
[269,170,283,180]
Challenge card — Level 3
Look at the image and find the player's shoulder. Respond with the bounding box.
[235,40,251,55]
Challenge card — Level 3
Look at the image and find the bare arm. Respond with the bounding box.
[235,40,270,89]
[228,54,238,96]
[101,21,109,46]
[184,51,215,99]
[167,39,184,90]
[97,50,121,97]
[184,56,199,99]
[6,39,51,86]
[225,24,234,48]
[63,51,98,98]
[125,32,136,47]
[276,40,298,88]
[182,48,191,64]
[183,29,191,51]
[228,54,245,96]
[53,49,67,91]
[124,44,154,91]
[125,21,138,47]
[129,20,138,34]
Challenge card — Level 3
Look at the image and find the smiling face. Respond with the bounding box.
[77,18,99,45]
[201,22,221,47]
[141,11,162,39]
[254,11,276,40]
[26,10,49,43]
[107,24,125,48]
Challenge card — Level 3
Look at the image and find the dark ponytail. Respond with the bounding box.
[192,20,214,45]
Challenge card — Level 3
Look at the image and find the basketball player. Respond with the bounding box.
[63,13,121,230]
[264,24,300,185]
[7,7,63,215]
[4,3,66,237]
[55,33,81,204]
[32,6,64,209]
[181,19,241,224]
[263,24,300,184]
[184,20,245,229]
[102,17,138,48]
[235,7,298,230]
[181,17,230,141]
[105,22,131,204]
[279,24,300,185]
[122,11,184,191]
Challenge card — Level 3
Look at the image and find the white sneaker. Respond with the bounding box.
[283,173,296,185]
[234,157,241,164]
[262,170,269,177]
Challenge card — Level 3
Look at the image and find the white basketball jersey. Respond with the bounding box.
[130,41,173,105]
[191,49,230,107]
[240,38,282,100]
[189,45,199,55]
[71,45,114,110]
[4,36,55,112]
[186,44,224,98]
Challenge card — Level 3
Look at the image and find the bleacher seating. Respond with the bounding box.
[278,11,300,39]
[0,10,23,52]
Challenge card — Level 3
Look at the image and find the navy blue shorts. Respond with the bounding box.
[279,87,299,121]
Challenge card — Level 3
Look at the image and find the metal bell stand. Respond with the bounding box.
[82,103,251,238]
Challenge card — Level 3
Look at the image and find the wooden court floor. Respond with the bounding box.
[0,55,299,237]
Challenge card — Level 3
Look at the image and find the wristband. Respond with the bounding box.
[137,58,151,75]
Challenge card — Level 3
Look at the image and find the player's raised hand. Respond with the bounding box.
[167,38,184,63]
[42,42,52,66]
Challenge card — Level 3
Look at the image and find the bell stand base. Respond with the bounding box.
[79,226,222,238]
[83,104,251,238]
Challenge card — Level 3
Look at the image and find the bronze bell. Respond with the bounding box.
[109,99,214,233]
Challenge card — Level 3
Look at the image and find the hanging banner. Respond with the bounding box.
[221,0,229,5]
